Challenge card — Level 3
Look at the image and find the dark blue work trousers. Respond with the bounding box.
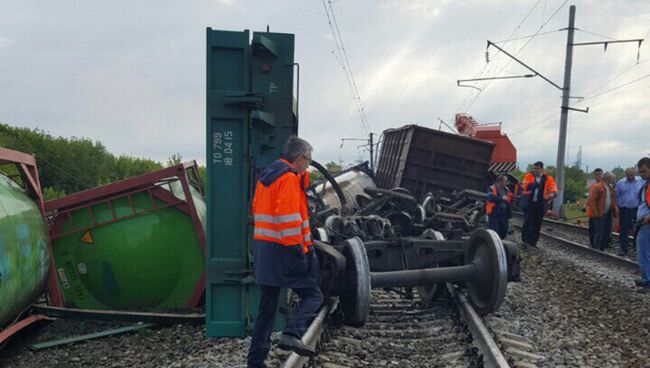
[592,214,613,251]
[619,207,637,253]
[488,210,509,239]
[247,284,323,368]
[521,202,544,246]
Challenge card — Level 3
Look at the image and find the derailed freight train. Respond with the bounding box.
[204,28,520,336]
[0,152,208,345]
[306,159,520,326]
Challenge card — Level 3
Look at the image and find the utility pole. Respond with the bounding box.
[458,5,643,216]
[369,132,374,172]
[340,132,376,172]
[554,5,576,215]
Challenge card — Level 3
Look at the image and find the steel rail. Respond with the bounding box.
[448,284,511,368]
[512,211,632,241]
[282,298,338,368]
[511,223,639,271]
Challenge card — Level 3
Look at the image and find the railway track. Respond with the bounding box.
[512,214,639,271]
[275,286,540,368]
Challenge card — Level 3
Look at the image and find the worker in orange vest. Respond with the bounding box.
[247,137,322,368]
[486,174,513,239]
[520,161,558,248]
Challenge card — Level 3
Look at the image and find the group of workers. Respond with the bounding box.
[485,161,558,248]
[582,159,650,292]
[485,157,650,292]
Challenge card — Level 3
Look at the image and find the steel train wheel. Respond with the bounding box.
[417,229,446,303]
[340,237,371,327]
[464,229,508,315]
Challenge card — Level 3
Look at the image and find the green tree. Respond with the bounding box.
[0,123,164,196]
[611,166,625,180]
[511,166,524,181]
[167,153,183,167]
[42,186,66,201]
[325,161,342,175]
[197,166,207,191]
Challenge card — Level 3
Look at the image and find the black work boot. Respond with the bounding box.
[278,334,317,357]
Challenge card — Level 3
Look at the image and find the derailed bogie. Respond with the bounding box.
[309,161,517,328]
[318,228,510,327]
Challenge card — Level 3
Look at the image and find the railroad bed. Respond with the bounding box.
[270,290,479,368]
[493,227,650,366]
[273,287,549,368]
[2,289,523,368]
[513,213,637,262]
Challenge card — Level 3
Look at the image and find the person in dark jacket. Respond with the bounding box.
[586,172,619,250]
[634,157,650,292]
[520,161,558,247]
[486,175,512,239]
[247,137,323,368]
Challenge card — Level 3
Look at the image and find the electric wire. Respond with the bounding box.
[581,73,650,101]
[578,58,649,97]
[322,0,371,134]
[575,28,619,41]
[456,0,545,112]
[509,71,650,137]
[583,80,650,109]
[328,1,368,129]
[492,29,562,44]
[465,0,569,112]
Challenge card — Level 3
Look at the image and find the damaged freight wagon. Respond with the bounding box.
[305,157,521,326]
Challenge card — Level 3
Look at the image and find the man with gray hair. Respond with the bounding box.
[616,167,644,255]
[247,136,322,368]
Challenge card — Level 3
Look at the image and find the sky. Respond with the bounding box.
[1,0,649,172]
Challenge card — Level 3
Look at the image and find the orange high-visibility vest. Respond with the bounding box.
[252,160,313,253]
[521,172,558,200]
[486,185,513,215]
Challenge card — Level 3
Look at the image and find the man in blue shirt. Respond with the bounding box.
[615,167,644,255]
[634,157,650,292]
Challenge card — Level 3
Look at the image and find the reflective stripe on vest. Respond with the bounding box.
[254,213,302,224]
[254,226,303,239]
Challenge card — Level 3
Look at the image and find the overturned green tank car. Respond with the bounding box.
[46,163,206,311]
[0,164,49,328]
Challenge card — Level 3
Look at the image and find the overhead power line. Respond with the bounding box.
[581,73,650,100]
[509,69,650,137]
[322,0,371,134]
[456,0,545,112]
[579,58,649,97]
[464,0,569,112]
[492,29,561,44]
[575,28,618,41]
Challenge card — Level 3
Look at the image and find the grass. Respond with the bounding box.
[563,200,589,226]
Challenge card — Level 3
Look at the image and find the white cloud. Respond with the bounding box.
[0,0,648,173]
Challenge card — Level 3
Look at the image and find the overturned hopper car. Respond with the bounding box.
[375,125,495,200]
